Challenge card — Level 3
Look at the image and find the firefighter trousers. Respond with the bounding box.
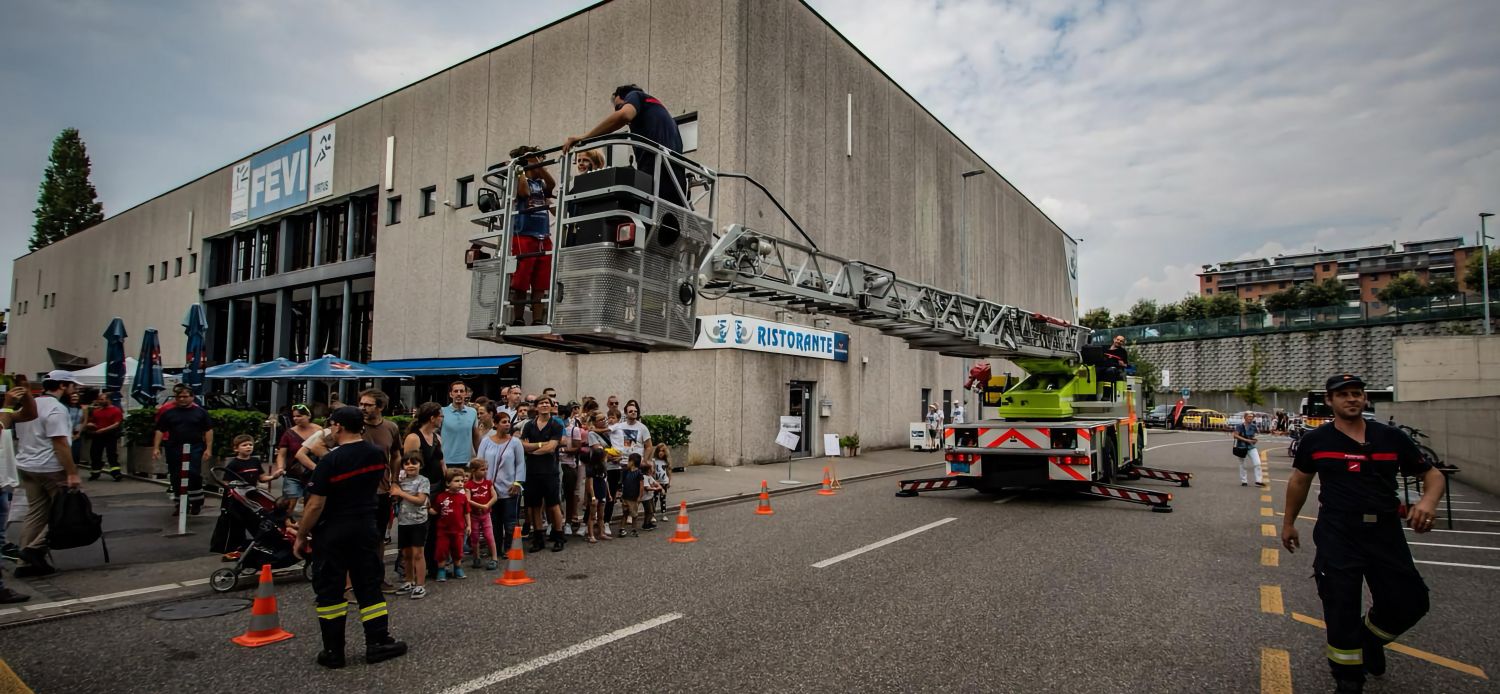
[1313,514,1429,683]
[311,518,391,653]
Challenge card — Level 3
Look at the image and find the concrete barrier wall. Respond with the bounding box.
[1393,335,1500,402]
[1385,397,1500,498]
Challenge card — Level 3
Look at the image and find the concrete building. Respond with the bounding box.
[8,0,1074,464]
[1198,237,1479,305]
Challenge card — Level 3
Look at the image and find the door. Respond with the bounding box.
[788,381,814,457]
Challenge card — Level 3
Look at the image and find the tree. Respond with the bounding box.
[1426,276,1459,297]
[1205,293,1242,318]
[1127,347,1161,407]
[1299,278,1349,308]
[1178,295,1210,321]
[30,128,104,251]
[1242,299,1266,315]
[1377,272,1427,303]
[1263,287,1302,312]
[1080,307,1113,330]
[1463,249,1500,295]
[1155,301,1182,323]
[1123,299,1159,326]
[1232,345,1267,409]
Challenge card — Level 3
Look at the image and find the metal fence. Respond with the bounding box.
[1091,293,1494,345]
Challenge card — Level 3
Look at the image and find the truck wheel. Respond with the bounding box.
[1100,429,1119,484]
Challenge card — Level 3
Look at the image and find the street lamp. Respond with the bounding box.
[959,168,985,417]
[1482,212,1494,335]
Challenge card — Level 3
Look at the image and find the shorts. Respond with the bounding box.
[589,476,610,503]
[281,476,307,498]
[561,464,579,499]
[397,524,426,548]
[510,235,553,294]
[524,475,562,507]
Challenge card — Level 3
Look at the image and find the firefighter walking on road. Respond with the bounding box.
[295,407,408,669]
[1281,374,1445,693]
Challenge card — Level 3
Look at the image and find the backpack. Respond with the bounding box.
[48,489,110,562]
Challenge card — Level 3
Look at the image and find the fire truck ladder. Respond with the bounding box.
[696,225,1090,360]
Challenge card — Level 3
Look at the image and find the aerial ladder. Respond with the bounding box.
[466,134,1190,511]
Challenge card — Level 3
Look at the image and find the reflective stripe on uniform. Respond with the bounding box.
[316,602,349,620]
[1326,645,1363,665]
[360,601,389,622]
[1365,614,1399,642]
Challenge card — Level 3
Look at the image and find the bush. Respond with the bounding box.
[124,407,160,448]
[127,406,276,461]
[640,414,692,447]
[838,433,861,449]
[388,415,414,436]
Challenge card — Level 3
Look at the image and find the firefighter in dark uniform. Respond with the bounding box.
[294,407,408,669]
[1282,374,1444,693]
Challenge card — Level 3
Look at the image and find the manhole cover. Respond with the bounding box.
[149,598,250,621]
[104,527,162,538]
[564,574,588,580]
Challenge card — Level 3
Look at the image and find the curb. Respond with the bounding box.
[682,461,945,511]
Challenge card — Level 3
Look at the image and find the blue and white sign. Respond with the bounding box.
[694,314,849,362]
[248,135,309,220]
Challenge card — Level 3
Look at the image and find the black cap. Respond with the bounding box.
[328,406,365,432]
[1325,373,1366,392]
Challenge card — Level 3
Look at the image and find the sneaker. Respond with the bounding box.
[410,586,427,600]
[436,569,448,582]
[1241,482,1248,487]
[602,526,613,538]
[642,522,657,531]
[454,567,467,579]
[1,543,22,561]
[470,556,482,569]
[562,523,572,536]
[1256,482,1268,488]
[550,532,565,552]
[573,525,586,537]
[485,559,498,570]
[0,588,30,604]
[366,639,408,665]
[316,650,347,669]
[395,582,413,595]
[380,580,397,594]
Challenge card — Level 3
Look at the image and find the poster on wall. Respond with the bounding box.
[228,161,251,226]
[1063,235,1080,322]
[308,123,336,200]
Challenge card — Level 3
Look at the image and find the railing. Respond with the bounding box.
[1090,293,1494,344]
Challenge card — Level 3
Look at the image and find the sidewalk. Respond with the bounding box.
[0,447,942,623]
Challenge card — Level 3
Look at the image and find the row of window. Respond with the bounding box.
[113,253,197,292]
[208,194,379,287]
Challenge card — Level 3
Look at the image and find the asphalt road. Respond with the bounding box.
[1,431,1495,693]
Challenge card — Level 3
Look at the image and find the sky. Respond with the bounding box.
[3,0,1498,314]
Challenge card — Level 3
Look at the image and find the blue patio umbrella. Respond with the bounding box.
[181,304,208,397]
[239,357,304,380]
[288,354,410,380]
[131,328,165,407]
[103,317,128,408]
[204,359,257,379]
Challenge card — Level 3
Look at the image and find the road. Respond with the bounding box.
[1,430,1495,693]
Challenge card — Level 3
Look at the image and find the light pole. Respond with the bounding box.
[1482,212,1494,335]
[959,168,985,417]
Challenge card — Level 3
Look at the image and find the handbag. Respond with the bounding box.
[48,488,110,562]
[1232,445,1249,459]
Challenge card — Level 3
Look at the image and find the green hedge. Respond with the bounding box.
[640,414,692,447]
[124,406,274,461]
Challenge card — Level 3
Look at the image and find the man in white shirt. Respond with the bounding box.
[609,403,653,463]
[952,401,966,425]
[14,371,84,578]
[0,382,39,602]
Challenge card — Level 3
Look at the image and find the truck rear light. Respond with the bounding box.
[615,222,637,245]
[944,452,978,464]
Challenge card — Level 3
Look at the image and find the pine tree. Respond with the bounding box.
[30,128,104,251]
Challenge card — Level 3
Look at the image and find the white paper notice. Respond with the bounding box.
[775,430,800,450]
[824,434,841,456]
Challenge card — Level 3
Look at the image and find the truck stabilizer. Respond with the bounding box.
[1117,465,1193,488]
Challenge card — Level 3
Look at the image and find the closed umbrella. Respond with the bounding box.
[131,328,165,407]
[181,304,208,397]
[104,317,128,408]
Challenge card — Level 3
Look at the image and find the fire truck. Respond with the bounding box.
[465,134,1190,512]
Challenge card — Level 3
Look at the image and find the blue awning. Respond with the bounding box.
[367,356,519,376]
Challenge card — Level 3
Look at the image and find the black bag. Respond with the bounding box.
[1232,445,1249,459]
[48,488,110,562]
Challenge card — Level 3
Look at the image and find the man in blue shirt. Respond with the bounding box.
[439,381,478,468]
[1232,412,1266,487]
[563,84,686,205]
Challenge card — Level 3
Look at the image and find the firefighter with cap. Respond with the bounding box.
[294,406,408,669]
[1281,374,1444,692]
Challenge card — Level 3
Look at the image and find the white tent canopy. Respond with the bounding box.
[67,358,138,387]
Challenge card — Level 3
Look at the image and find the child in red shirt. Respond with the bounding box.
[465,458,499,570]
[432,468,470,581]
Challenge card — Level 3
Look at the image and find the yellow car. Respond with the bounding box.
[1180,408,1227,430]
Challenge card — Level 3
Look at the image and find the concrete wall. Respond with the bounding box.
[1393,335,1500,402]
[1385,397,1500,497]
[8,0,1073,466]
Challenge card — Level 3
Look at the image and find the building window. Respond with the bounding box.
[42,295,48,309]
[148,265,155,284]
[50,293,56,308]
[420,186,437,217]
[113,274,120,292]
[456,176,475,208]
[1280,282,1288,288]
[161,261,169,279]
[175,257,183,277]
[386,196,402,225]
[1205,288,1213,295]
[190,253,198,273]
[676,113,699,153]
[124,272,131,289]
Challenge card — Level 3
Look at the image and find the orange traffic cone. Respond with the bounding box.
[817,467,837,496]
[495,526,536,586]
[231,564,294,647]
[755,480,775,516]
[668,501,698,543]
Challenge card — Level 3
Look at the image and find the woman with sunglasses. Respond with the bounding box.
[273,404,323,512]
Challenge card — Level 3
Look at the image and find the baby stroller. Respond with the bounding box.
[209,466,313,593]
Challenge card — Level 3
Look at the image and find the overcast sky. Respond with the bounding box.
[4,0,1498,314]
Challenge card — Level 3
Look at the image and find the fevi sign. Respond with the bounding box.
[229,124,335,226]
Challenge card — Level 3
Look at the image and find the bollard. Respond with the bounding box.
[165,443,194,537]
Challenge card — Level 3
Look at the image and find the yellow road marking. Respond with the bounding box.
[1290,613,1489,680]
[1261,494,1273,503]
[1260,585,1284,614]
[1261,548,1279,567]
[1261,507,1274,517]
[1262,524,1277,537]
[1260,647,1292,694]
[0,658,34,694]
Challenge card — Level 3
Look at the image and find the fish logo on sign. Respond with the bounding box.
[707,318,750,345]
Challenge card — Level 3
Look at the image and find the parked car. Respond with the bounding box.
[1145,404,1172,428]
[1180,408,1227,430]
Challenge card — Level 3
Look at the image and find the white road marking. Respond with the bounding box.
[1440,509,1500,513]
[1409,542,1500,551]
[79,584,182,603]
[438,612,685,694]
[0,608,19,617]
[812,518,958,569]
[1414,560,1500,571]
[4,562,321,617]
[1406,527,1500,536]
[1144,439,1226,452]
[993,495,1018,505]
[178,578,212,587]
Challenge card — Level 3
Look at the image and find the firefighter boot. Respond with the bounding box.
[1363,626,1387,677]
[528,530,546,554]
[316,614,348,669]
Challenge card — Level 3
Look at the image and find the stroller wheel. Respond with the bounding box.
[302,561,315,583]
[210,568,239,593]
